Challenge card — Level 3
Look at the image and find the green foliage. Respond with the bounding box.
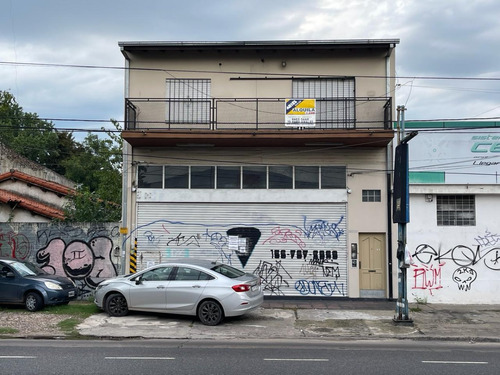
[0,90,61,166]
[0,90,122,222]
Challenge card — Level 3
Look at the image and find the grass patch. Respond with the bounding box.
[42,301,100,318]
[44,301,101,338]
[0,327,19,335]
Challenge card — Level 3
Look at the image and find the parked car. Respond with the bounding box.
[0,258,78,311]
[94,258,263,326]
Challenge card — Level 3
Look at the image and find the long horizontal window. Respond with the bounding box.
[137,165,346,190]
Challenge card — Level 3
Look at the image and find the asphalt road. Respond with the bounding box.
[1,339,499,375]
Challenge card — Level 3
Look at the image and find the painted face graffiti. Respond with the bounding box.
[453,267,477,291]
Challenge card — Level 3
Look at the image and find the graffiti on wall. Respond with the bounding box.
[0,224,120,298]
[132,215,347,297]
[411,229,500,296]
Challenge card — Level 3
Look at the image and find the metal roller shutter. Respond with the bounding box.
[135,202,348,298]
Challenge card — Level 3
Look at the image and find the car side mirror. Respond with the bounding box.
[135,276,143,285]
[6,272,15,278]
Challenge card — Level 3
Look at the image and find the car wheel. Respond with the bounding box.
[25,292,43,312]
[105,293,129,317]
[197,300,223,326]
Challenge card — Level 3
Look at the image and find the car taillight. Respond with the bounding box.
[232,284,251,292]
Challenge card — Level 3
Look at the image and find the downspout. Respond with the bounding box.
[386,48,394,299]
[120,49,131,275]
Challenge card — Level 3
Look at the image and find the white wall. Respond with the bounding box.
[407,190,500,304]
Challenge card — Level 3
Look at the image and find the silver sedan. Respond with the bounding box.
[94,258,263,325]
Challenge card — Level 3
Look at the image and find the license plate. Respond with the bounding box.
[68,291,75,297]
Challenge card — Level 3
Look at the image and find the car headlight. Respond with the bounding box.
[44,281,63,290]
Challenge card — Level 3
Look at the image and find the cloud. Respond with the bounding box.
[1,0,500,130]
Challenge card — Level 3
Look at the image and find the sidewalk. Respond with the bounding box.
[76,299,500,342]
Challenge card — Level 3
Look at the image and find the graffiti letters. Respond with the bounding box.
[295,279,345,297]
[254,260,291,296]
[302,216,345,241]
[412,263,444,295]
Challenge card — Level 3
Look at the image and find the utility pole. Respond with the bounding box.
[393,105,416,323]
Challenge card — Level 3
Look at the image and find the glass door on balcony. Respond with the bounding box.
[292,78,355,129]
[165,79,211,126]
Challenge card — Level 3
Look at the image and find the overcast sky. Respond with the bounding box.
[1,0,500,137]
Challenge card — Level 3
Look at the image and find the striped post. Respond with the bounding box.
[130,237,137,274]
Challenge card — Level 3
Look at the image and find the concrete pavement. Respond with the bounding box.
[76,299,500,342]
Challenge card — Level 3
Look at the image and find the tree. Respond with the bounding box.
[0,90,61,166]
[62,120,123,222]
[0,90,122,222]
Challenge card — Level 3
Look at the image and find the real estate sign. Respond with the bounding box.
[285,99,316,127]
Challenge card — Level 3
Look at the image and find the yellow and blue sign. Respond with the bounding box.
[285,99,316,126]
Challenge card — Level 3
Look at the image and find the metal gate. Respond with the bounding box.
[134,202,348,297]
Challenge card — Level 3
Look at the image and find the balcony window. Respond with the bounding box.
[191,166,215,189]
[295,166,319,189]
[293,78,355,129]
[166,79,211,124]
[269,166,293,189]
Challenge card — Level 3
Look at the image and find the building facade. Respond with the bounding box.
[119,40,399,299]
[406,121,500,304]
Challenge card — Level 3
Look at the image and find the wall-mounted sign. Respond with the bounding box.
[285,99,316,127]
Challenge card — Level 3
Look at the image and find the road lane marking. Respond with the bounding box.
[264,358,329,362]
[0,356,37,359]
[105,357,175,360]
[422,361,488,365]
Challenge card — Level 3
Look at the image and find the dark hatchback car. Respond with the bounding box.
[0,258,78,311]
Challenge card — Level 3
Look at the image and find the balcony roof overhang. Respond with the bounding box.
[119,39,400,58]
[122,129,395,148]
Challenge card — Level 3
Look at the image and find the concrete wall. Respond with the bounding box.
[0,222,121,299]
[408,187,500,304]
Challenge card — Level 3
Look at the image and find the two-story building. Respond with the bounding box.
[118,39,399,299]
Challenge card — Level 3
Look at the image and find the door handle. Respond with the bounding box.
[156,285,166,289]
[192,285,201,288]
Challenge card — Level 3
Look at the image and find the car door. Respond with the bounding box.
[128,266,173,311]
[165,266,212,313]
[0,265,23,303]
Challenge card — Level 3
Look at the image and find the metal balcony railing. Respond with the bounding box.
[125,97,392,131]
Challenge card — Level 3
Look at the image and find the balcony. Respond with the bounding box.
[123,97,394,148]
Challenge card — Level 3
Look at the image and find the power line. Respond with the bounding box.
[3,60,500,82]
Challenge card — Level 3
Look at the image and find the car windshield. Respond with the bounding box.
[211,264,245,278]
[11,261,48,277]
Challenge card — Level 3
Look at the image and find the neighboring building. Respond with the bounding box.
[118,40,399,299]
[405,121,500,304]
[0,142,76,222]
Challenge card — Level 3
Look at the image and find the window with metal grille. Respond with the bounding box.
[165,79,211,123]
[437,195,476,226]
[362,190,381,202]
[292,78,355,128]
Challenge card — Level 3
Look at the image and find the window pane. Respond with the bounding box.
[321,166,346,188]
[437,195,475,226]
[164,166,189,188]
[269,166,293,189]
[191,166,215,189]
[217,166,241,189]
[362,190,381,202]
[138,166,163,188]
[243,166,267,189]
[295,166,319,189]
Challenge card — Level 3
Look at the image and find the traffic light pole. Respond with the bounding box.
[394,106,416,324]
